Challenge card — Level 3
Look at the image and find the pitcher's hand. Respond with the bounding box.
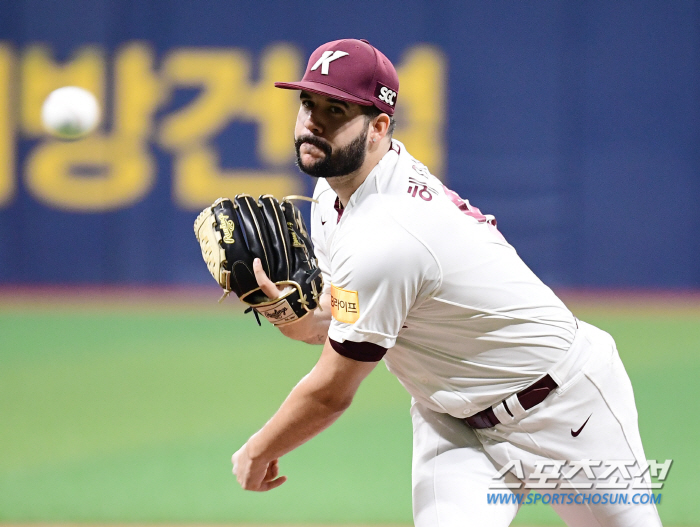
[232,443,287,492]
[253,258,290,299]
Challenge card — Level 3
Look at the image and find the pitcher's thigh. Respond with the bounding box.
[412,403,525,527]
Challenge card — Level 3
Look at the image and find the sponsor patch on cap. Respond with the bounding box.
[374,82,397,107]
[330,284,360,324]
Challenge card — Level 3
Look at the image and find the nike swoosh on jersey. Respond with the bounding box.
[571,414,592,437]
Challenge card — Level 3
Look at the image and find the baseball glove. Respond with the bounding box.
[194,194,324,326]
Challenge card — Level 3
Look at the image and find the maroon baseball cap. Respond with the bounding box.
[275,38,399,116]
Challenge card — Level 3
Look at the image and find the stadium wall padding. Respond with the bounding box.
[0,0,698,287]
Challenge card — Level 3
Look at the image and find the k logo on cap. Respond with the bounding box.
[274,38,399,116]
[311,50,350,75]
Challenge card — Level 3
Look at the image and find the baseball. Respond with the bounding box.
[41,86,100,140]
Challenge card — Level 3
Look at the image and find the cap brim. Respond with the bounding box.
[274,81,374,107]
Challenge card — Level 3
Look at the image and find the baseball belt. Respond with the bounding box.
[464,374,558,429]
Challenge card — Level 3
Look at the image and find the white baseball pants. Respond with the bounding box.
[411,321,662,527]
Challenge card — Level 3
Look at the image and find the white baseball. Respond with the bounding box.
[41,86,100,140]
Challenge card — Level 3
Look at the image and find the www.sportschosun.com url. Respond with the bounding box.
[487,492,662,506]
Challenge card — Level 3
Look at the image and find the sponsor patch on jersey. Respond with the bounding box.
[330,284,360,324]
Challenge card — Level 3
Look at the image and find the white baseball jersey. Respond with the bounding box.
[310,139,577,418]
[310,140,661,527]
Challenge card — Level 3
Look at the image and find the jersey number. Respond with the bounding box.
[407,184,433,201]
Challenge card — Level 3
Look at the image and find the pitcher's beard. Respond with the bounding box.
[295,129,368,178]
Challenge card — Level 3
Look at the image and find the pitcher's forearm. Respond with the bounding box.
[246,378,348,461]
[244,341,374,462]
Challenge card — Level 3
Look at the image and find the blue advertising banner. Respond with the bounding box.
[0,0,698,286]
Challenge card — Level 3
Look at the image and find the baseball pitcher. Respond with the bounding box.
[195,39,662,527]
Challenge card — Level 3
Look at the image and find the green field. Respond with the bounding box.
[0,292,698,525]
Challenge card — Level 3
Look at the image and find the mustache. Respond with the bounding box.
[295,135,332,156]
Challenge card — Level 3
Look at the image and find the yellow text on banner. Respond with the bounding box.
[24,43,162,211]
[0,44,14,206]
